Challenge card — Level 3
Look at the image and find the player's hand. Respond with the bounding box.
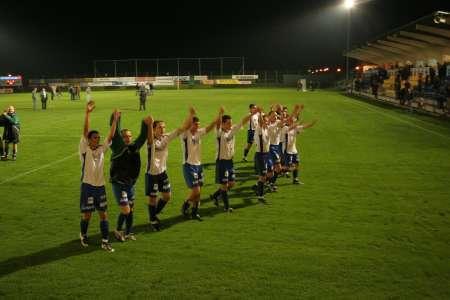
[219,106,225,114]
[189,107,196,115]
[113,109,120,120]
[86,100,95,113]
[144,115,153,125]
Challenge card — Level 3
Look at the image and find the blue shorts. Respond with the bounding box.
[215,159,235,184]
[269,144,281,164]
[111,182,135,207]
[183,163,204,188]
[254,152,269,176]
[247,130,255,144]
[145,171,171,197]
[80,183,107,213]
[285,153,300,166]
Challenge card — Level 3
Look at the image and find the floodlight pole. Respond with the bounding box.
[345,8,351,82]
[93,61,97,78]
[156,59,159,76]
[177,58,180,90]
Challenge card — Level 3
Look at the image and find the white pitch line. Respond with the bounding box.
[22,135,80,138]
[345,98,450,141]
[0,152,78,184]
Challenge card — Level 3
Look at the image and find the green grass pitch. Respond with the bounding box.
[0,88,449,298]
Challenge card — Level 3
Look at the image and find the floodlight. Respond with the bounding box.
[344,0,355,9]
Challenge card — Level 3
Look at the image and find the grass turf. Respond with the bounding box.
[0,88,449,299]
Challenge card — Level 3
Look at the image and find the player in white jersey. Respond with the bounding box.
[242,104,259,162]
[281,115,317,184]
[180,108,223,221]
[146,107,195,231]
[79,101,119,252]
[252,107,271,203]
[267,104,303,190]
[210,108,256,212]
[266,110,284,191]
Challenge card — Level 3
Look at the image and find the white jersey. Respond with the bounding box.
[281,125,304,154]
[216,124,242,160]
[79,136,110,186]
[147,131,178,175]
[254,126,270,153]
[249,113,259,131]
[268,120,282,145]
[180,128,207,165]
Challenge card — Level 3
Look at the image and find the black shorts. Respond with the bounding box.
[254,152,269,176]
[215,159,235,184]
[145,171,171,197]
[247,130,255,144]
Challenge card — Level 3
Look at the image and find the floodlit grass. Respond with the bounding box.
[0,88,449,298]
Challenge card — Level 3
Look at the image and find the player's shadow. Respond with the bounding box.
[0,197,258,278]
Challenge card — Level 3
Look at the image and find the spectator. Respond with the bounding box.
[416,73,423,95]
[50,86,55,100]
[1,106,20,161]
[40,88,48,109]
[401,81,412,106]
[32,88,37,110]
[86,86,92,102]
[394,74,401,100]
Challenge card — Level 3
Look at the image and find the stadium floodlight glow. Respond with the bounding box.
[337,68,342,72]
[344,0,355,9]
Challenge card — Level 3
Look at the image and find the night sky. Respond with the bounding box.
[0,0,449,78]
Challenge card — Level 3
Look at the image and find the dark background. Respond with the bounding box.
[0,0,449,77]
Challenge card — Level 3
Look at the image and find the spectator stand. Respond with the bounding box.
[345,11,450,118]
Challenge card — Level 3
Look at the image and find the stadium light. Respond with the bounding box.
[344,0,356,82]
[337,68,342,72]
[344,0,355,9]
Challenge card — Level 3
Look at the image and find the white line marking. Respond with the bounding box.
[22,135,80,138]
[345,98,450,140]
[0,152,79,184]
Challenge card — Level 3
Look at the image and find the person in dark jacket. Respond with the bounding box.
[109,112,152,242]
[1,106,20,161]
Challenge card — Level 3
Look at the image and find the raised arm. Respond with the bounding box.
[146,116,154,146]
[216,106,225,130]
[240,110,255,127]
[256,107,267,129]
[109,111,124,152]
[301,119,318,130]
[133,117,150,149]
[175,107,196,135]
[205,107,223,133]
[290,104,303,121]
[83,101,95,138]
[106,109,120,143]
